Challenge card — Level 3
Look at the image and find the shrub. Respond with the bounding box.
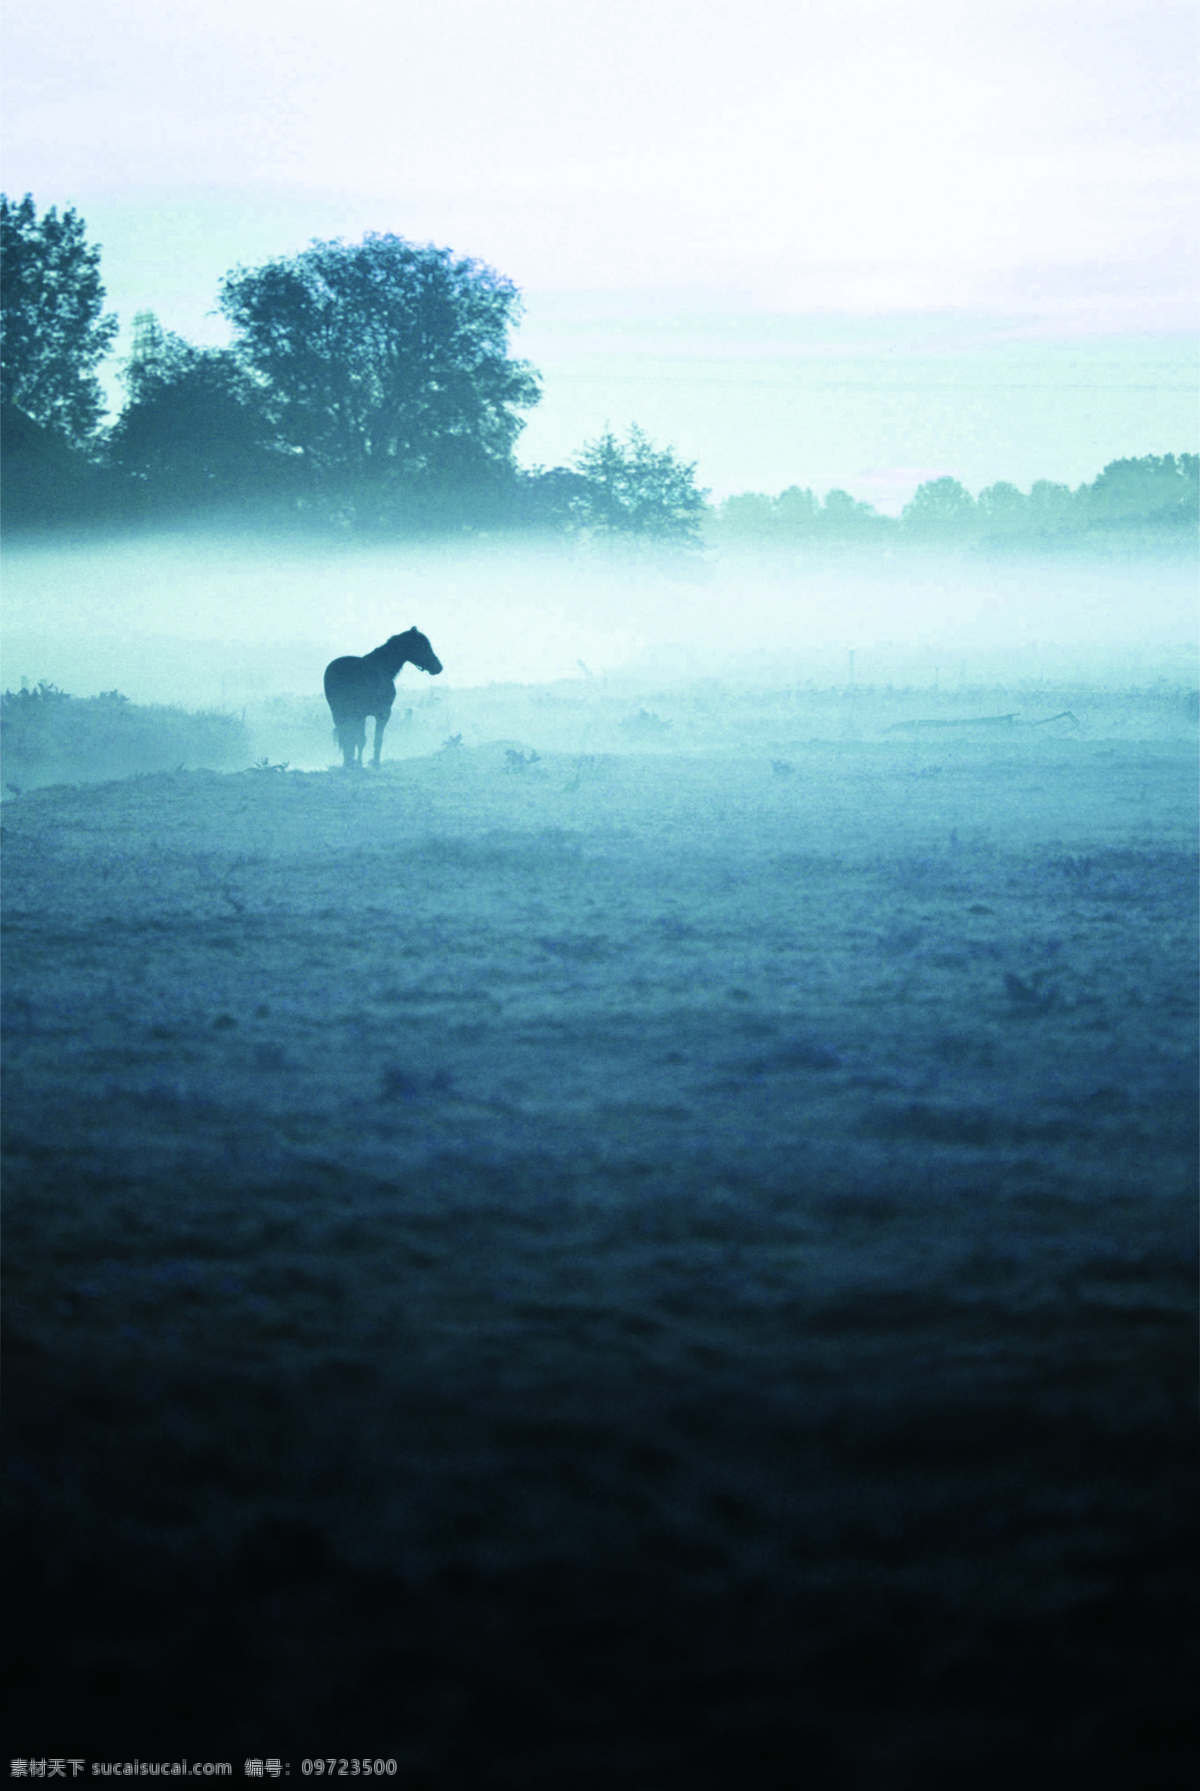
[1,684,251,788]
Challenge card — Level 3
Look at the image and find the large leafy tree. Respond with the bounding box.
[571,426,709,539]
[0,193,118,450]
[217,234,540,515]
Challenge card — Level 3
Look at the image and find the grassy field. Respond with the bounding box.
[3,685,1196,1786]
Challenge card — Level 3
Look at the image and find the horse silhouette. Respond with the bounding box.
[324,628,443,768]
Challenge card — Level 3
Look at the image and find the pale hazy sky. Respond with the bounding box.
[2,0,1197,497]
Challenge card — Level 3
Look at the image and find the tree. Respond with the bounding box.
[1086,454,1199,529]
[977,481,1028,534]
[715,485,823,542]
[507,464,590,531]
[820,488,891,540]
[1026,479,1079,534]
[571,426,709,539]
[718,492,778,538]
[901,476,977,538]
[108,312,284,512]
[775,485,821,533]
[217,234,540,520]
[0,193,118,450]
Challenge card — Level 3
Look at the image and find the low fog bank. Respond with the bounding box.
[3,673,1195,792]
[2,532,1195,714]
[244,680,1195,774]
[254,681,1198,773]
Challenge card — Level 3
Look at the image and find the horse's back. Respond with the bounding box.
[324,652,395,720]
[323,654,357,698]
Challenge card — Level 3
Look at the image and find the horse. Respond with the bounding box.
[324,628,443,768]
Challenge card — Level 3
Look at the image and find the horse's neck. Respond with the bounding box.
[374,644,407,677]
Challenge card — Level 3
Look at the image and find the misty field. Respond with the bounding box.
[3,687,1197,1786]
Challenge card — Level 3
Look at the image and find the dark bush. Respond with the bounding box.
[2,683,251,788]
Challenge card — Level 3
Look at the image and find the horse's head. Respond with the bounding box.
[391,629,443,676]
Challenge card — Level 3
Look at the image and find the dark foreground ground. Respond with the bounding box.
[3,694,1197,1785]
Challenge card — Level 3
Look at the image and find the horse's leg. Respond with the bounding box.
[371,710,390,767]
[338,718,366,767]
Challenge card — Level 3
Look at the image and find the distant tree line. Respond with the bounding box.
[713,460,1199,548]
[1,193,1194,550]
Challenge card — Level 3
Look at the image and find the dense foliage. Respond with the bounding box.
[217,234,541,524]
[107,313,284,514]
[0,194,117,450]
[569,426,709,540]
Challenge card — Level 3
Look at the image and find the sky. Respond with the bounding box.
[2,0,1197,502]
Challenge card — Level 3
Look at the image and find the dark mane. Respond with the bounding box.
[372,635,417,679]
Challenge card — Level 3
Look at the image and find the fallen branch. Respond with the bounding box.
[887,709,1080,734]
[887,714,1018,732]
[1028,711,1079,728]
